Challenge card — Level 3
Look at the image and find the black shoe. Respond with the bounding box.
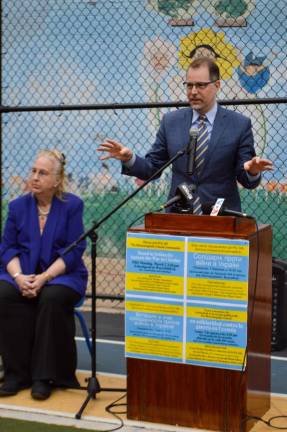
[31,380,52,400]
[0,380,29,397]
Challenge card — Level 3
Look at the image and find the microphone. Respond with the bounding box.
[187,127,198,175]
[161,182,196,210]
[201,200,252,218]
[220,208,251,218]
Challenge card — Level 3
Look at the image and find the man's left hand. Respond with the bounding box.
[244,157,273,175]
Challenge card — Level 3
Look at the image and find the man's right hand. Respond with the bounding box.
[97,139,133,162]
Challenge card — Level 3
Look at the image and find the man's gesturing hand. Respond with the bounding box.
[244,156,273,175]
[97,139,133,162]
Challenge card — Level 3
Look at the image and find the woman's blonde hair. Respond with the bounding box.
[36,149,66,199]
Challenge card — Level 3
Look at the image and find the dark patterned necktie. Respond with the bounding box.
[193,115,209,215]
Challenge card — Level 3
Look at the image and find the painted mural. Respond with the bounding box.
[1,0,287,259]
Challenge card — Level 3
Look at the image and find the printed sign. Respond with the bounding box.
[125,232,249,370]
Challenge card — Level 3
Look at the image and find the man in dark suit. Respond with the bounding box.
[97,57,272,211]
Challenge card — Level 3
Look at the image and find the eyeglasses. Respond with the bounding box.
[30,168,53,178]
[183,80,217,90]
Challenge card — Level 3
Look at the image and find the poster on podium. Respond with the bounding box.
[125,232,249,371]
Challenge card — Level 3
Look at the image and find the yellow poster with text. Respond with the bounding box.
[126,272,184,295]
[187,278,248,301]
[126,336,182,360]
[186,342,245,367]
[127,237,185,252]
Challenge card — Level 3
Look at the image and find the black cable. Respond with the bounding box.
[104,393,127,432]
[239,218,287,431]
[127,207,163,230]
[240,218,260,372]
[246,218,260,349]
[127,213,145,230]
[241,415,269,428]
[242,414,287,430]
[268,416,287,429]
[233,217,261,432]
[240,219,259,428]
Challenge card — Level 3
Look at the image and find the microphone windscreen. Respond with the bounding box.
[189,127,198,138]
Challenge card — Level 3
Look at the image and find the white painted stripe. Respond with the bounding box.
[76,337,125,346]
[271,355,287,362]
[271,392,287,398]
[77,369,127,378]
[0,404,121,426]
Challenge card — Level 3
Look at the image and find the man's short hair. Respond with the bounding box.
[187,57,220,81]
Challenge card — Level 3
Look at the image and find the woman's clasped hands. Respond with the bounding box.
[14,273,49,298]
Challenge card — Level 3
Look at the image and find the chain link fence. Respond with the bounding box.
[1,0,286,305]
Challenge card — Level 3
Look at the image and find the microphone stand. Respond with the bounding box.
[63,147,187,419]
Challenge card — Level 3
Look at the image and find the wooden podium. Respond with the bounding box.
[126,213,272,431]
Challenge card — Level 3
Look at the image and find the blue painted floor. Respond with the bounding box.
[75,312,287,395]
[271,349,287,394]
[75,311,125,375]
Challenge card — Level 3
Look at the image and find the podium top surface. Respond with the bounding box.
[128,212,270,239]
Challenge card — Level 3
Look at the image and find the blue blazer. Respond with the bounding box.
[0,192,88,296]
[123,105,260,211]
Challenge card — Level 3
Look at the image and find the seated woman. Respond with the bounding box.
[0,149,88,400]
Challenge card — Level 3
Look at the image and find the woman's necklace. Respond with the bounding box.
[38,209,50,216]
[38,204,51,233]
[38,205,51,218]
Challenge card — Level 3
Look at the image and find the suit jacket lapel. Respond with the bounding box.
[39,196,60,269]
[29,194,41,271]
[186,107,194,133]
[181,108,193,162]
